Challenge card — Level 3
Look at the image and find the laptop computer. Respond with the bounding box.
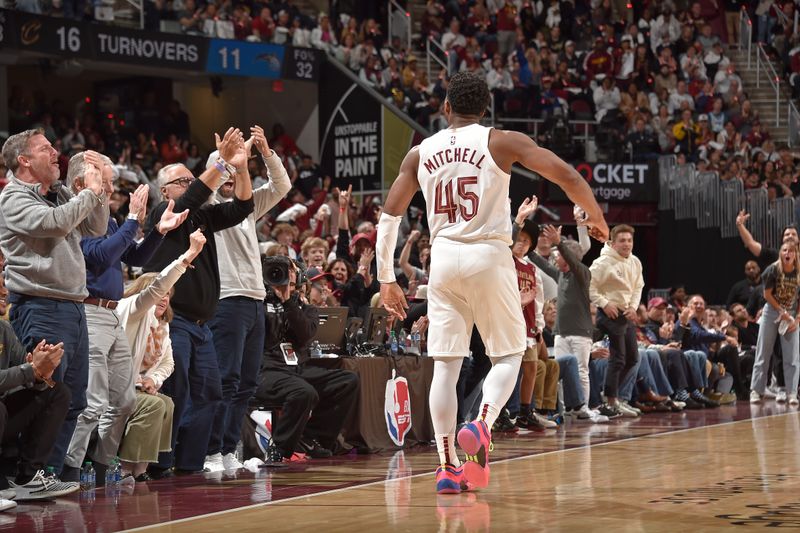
[312,307,348,353]
[365,308,391,346]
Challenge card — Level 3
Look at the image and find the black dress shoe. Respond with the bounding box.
[146,467,175,480]
[134,472,151,482]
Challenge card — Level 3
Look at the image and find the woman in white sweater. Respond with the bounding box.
[116,230,206,481]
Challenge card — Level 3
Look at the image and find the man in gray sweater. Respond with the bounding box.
[0,129,107,478]
[204,125,292,472]
[530,224,605,422]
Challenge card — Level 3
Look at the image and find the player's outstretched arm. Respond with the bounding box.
[377,147,421,320]
[494,130,609,242]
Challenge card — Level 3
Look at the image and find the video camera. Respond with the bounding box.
[262,256,307,287]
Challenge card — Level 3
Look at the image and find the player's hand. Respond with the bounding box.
[623,307,637,321]
[520,288,535,307]
[578,209,609,242]
[603,303,619,319]
[127,184,149,225]
[215,127,244,162]
[541,224,562,247]
[736,210,750,227]
[574,205,586,223]
[140,377,158,395]
[250,125,270,155]
[338,184,352,210]
[381,282,408,320]
[515,195,538,224]
[157,199,190,235]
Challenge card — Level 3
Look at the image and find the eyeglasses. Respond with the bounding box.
[165,176,195,187]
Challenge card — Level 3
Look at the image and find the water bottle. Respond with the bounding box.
[310,340,322,358]
[390,331,398,355]
[81,461,96,491]
[235,440,244,464]
[356,327,365,346]
[106,458,121,486]
[412,331,421,354]
[602,335,610,349]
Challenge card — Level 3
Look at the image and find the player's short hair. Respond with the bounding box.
[610,224,635,241]
[446,71,490,116]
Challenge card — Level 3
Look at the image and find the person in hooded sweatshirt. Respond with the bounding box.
[588,224,644,418]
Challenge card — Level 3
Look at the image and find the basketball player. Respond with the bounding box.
[376,71,608,494]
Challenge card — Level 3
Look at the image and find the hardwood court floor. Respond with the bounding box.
[4,403,799,532]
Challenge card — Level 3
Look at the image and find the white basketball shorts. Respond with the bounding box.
[426,238,526,358]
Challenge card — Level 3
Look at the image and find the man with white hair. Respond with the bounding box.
[141,128,254,476]
[62,151,189,483]
[204,125,291,472]
[0,129,106,486]
[531,222,608,422]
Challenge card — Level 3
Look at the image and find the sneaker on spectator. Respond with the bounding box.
[203,453,224,473]
[788,393,799,406]
[665,399,684,412]
[0,499,15,512]
[491,409,518,433]
[717,393,737,405]
[597,403,622,418]
[617,402,641,418]
[532,412,558,429]
[776,390,788,403]
[583,407,609,423]
[522,411,546,432]
[763,385,779,399]
[11,470,79,501]
[750,390,762,403]
[298,438,333,459]
[457,419,492,488]
[264,444,289,468]
[222,453,244,470]
[0,490,14,501]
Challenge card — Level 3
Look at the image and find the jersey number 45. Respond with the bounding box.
[434,176,479,224]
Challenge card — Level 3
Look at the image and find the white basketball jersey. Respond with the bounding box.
[417,123,512,245]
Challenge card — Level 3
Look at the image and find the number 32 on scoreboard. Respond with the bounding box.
[434,176,479,223]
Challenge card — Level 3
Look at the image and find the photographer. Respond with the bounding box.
[255,258,359,463]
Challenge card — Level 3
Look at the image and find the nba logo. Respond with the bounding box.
[385,370,412,446]
[251,410,273,454]
[450,135,456,145]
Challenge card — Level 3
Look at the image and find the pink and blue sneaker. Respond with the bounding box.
[435,463,474,494]
[457,419,492,488]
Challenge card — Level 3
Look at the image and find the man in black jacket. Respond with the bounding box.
[143,128,254,474]
[0,321,74,501]
[256,262,359,463]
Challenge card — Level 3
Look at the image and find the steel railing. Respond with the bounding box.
[789,100,800,148]
[490,116,596,145]
[754,43,782,127]
[426,36,451,82]
[657,155,791,243]
[387,0,411,53]
[740,8,753,69]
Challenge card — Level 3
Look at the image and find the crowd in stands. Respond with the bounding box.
[0,117,795,512]
[0,0,799,515]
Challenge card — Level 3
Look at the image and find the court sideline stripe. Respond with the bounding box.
[123,411,795,532]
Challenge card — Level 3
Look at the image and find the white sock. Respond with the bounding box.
[478,353,523,430]
[429,357,463,466]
